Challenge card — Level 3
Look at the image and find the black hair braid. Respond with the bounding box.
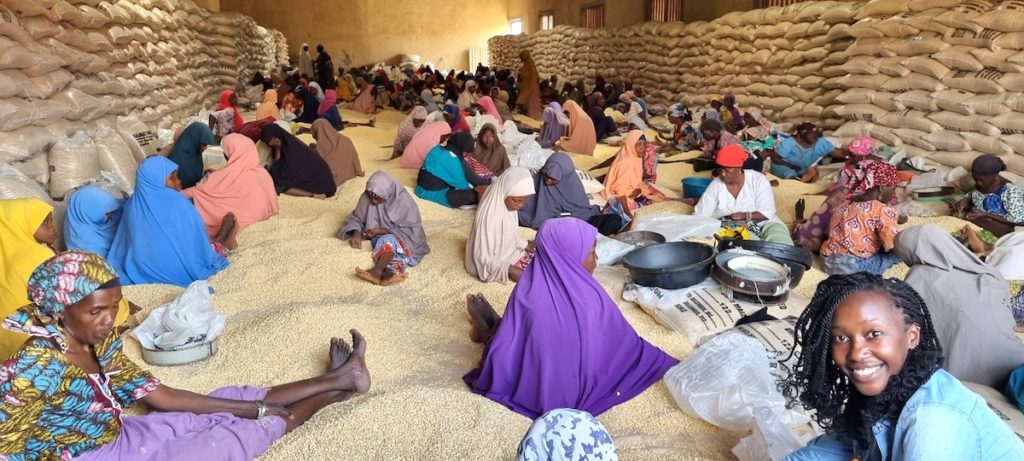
[782,273,944,456]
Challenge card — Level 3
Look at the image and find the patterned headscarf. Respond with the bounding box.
[3,251,119,352]
[848,135,878,157]
[851,160,900,197]
[516,408,618,461]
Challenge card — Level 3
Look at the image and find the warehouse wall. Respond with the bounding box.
[193,0,221,12]
[219,0,508,70]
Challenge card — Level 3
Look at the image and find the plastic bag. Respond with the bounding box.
[733,407,809,461]
[0,161,51,201]
[91,125,136,194]
[631,214,721,242]
[664,331,810,432]
[132,280,226,351]
[48,130,99,199]
[596,234,636,266]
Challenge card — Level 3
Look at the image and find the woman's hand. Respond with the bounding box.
[349,234,362,249]
[364,228,387,238]
[526,240,536,252]
[729,212,748,222]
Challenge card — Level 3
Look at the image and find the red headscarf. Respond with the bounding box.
[318,89,338,116]
[217,89,244,130]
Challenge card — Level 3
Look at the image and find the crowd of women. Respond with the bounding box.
[2,43,1024,460]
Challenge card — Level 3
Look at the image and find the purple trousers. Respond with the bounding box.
[75,386,287,461]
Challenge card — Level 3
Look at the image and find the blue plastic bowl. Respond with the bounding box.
[682,177,712,198]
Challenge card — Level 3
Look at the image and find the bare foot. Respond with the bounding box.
[379,271,406,286]
[328,337,352,371]
[368,118,376,128]
[329,329,371,394]
[795,198,806,222]
[467,293,499,343]
[223,212,239,250]
[313,193,327,200]
[963,225,988,253]
[355,267,382,285]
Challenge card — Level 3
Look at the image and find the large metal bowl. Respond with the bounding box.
[622,241,715,289]
[613,230,666,248]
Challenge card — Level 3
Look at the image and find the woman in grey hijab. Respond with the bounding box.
[895,224,1024,388]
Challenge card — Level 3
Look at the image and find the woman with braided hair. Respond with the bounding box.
[783,273,1024,461]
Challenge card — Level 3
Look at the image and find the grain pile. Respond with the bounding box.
[487,2,865,129]
[0,0,285,200]
[832,0,1024,175]
[107,107,975,460]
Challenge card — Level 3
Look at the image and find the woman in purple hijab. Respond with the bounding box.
[518,153,624,235]
[464,217,678,418]
[537,102,567,148]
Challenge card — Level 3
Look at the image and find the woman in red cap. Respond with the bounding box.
[694,145,793,244]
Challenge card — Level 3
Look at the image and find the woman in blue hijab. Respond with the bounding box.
[106,157,232,286]
[414,133,488,208]
[166,122,215,189]
[63,185,124,258]
[295,84,321,124]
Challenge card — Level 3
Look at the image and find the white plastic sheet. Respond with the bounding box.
[132,280,226,351]
[630,213,721,242]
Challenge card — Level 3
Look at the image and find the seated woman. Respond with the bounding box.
[601,130,666,210]
[337,73,356,102]
[537,102,568,149]
[0,251,371,460]
[390,106,428,160]
[214,89,244,133]
[820,161,902,275]
[769,122,840,182]
[107,157,232,286]
[472,123,510,176]
[894,225,1024,389]
[476,96,503,125]
[698,119,739,160]
[586,92,618,142]
[556,100,596,156]
[444,103,471,134]
[464,217,678,417]
[64,185,123,259]
[657,103,701,152]
[166,122,215,189]
[741,106,773,141]
[783,273,1024,460]
[694,145,793,245]
[317,89,344,131]
[339,171,430,287]
[260,124,338,198]
[280,89,302,122]
[616,92,647,131]
[0,198,58,357]
[182,134,279,249]
[794,135,887,253]
[310,119,365,187]
[415,133,489,209]
[254,88,279,121]
[951,154,1024,238]
[519,152,624,236]
[465,168,535,283]
[517,408,617,461]
[719,93,744,133]
[400,121,452,169]
[458,79,479,109]
[352,77,376,114]
[294,82,323,124]
[494,89,516,124]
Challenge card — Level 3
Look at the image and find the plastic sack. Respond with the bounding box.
[11,151,48,185]
[596,233,636,265]
[91,125,136,194]
[664,331,810,432]
[52,87,103,120]
[0,161,51,201]
[132,280,226,351]
[115,115,155,163]
[733,407,809,461]
[631,214,721,242]
[0,125,55,161]
[48,130,99,199]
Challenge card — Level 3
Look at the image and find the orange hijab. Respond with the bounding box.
[254,89,279,120]
[602,130,645,200]
[182,134,279,237]
[559,100,596,156]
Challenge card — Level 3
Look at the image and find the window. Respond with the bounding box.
[648,0,683,22]
[540,11,554,30]
[580,3,604,29]
[509,18,523,35]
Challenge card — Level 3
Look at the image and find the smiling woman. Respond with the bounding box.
[782,273,1024,461]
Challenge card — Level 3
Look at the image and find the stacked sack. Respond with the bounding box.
[833,0,1024,175]
[486,34,522,71]
[0,0,284,202]
[487,1,863,129]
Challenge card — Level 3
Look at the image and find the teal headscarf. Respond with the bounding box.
[422,133,474,189]
[166,122,215,189]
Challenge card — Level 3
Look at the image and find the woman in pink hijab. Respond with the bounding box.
[399,121,452,169]
[476,96,503,125]
[181,134,279,249]
[352,77,376,114]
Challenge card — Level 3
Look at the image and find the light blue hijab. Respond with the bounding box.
[107,156,228,286]
[63,185,124,259]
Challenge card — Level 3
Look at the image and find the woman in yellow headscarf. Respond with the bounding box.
[0,198,129,358]
[0,198,57,357]
[337,74,357,102]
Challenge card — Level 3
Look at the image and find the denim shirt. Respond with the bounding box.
[786,370,1024,461]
